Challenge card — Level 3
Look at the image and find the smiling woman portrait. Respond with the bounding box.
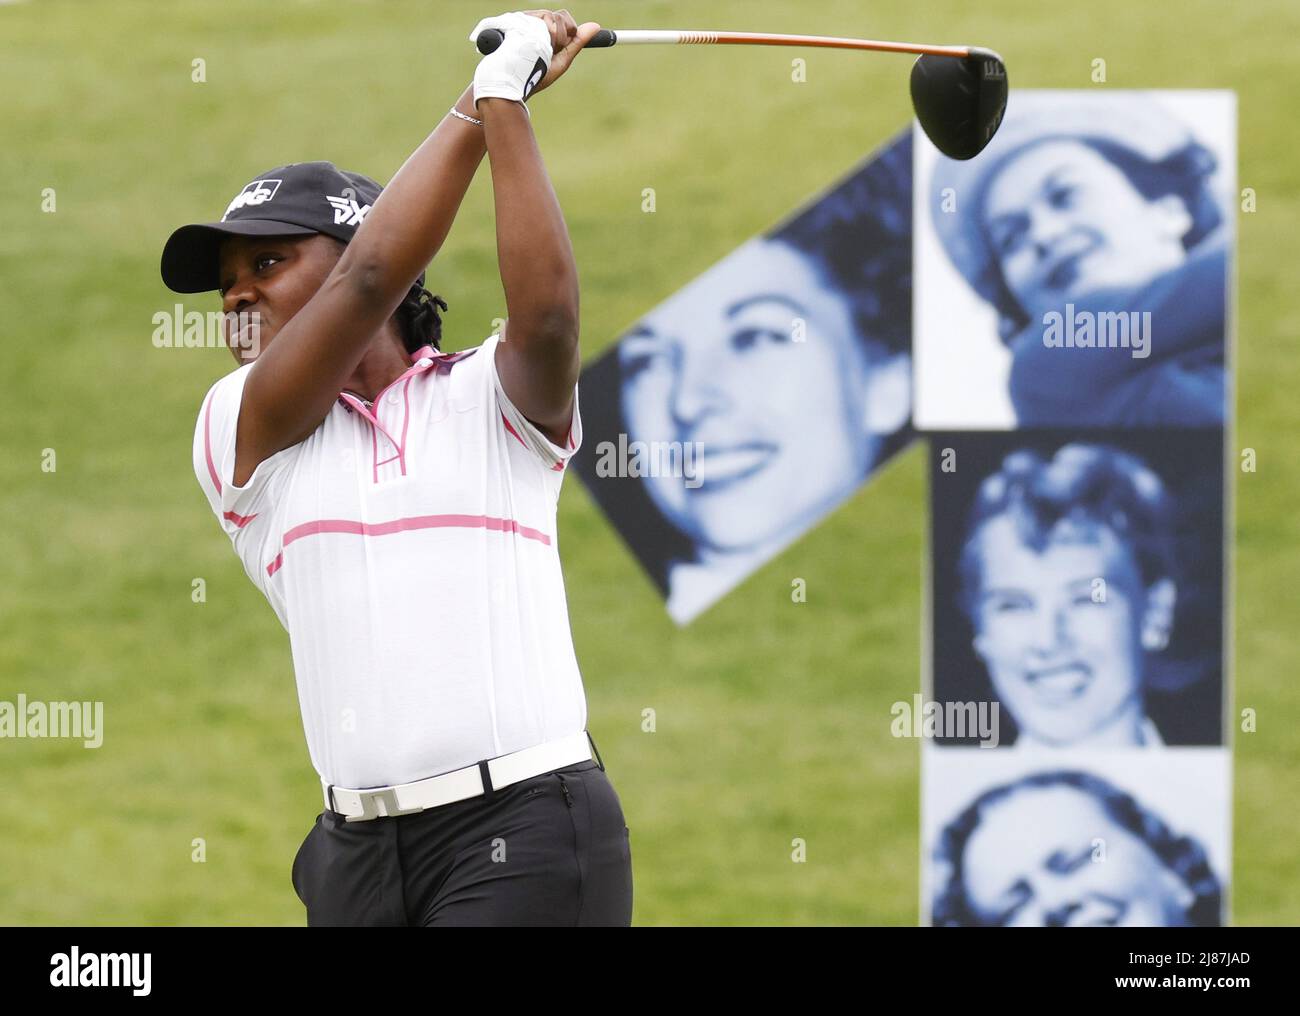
[931,769,1223,927]
[574,134,914,625]
[924,94,1231,428]
[942,437,1231,748]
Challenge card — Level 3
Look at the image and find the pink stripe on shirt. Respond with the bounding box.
[203,391,222,495]
[266,511,552,577]
[205,390,259,527]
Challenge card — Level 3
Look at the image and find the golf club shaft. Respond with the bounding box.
[479,28,975,60]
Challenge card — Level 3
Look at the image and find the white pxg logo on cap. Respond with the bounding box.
[222,179,283,221]
[325,193,369,226]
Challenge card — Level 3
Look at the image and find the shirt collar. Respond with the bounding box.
[338,347,434,413]
[336,345,473,414]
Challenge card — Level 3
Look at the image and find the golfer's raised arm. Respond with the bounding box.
[235,86,488,469]
[480,95,580,444]
[236,10,597,472]
[482,14,602,445]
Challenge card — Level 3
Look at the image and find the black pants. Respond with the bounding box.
[291,754,633,926]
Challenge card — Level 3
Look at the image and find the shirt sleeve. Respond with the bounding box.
[484,332,583,470]
[192,363,300,539]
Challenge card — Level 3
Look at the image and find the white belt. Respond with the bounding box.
[322,730,594,822]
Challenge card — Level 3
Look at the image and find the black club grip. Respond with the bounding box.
[476,27,616,54]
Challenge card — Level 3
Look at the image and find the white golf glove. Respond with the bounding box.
[468,12,554,107]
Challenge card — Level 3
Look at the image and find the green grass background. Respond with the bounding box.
[1,0,1296,925]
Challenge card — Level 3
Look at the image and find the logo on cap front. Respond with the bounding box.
[222,179,282,221]
[326,194,371,227]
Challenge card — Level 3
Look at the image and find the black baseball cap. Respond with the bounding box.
[161,160,424,294]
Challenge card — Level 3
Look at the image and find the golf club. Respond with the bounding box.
[476,28,1009,160]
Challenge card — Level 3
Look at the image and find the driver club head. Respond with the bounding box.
[910,47,1008,160]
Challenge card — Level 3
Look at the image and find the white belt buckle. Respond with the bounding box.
[343,785,424,822]
[325,765,486,822]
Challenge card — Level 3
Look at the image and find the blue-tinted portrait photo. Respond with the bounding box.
[929,432,1224,747]
[575,133,914,623]
[914,92,1235,429]
[929,766,1224,927]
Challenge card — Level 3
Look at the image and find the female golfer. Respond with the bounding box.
[162,10,632,926]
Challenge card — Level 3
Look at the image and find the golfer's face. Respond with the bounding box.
[962,786,1192,927]
[617,237,875,553]
[217,233,342,365]
[969,514,1146,746]
[983,140,1190,321]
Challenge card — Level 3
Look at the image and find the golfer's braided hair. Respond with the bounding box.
[394,283,449,354]
[931,770,1222,927]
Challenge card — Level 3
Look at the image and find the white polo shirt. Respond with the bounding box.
[192,333,587,789]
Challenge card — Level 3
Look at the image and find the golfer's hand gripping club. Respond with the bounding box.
[467,12,555,106]
[477,26,616,53]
